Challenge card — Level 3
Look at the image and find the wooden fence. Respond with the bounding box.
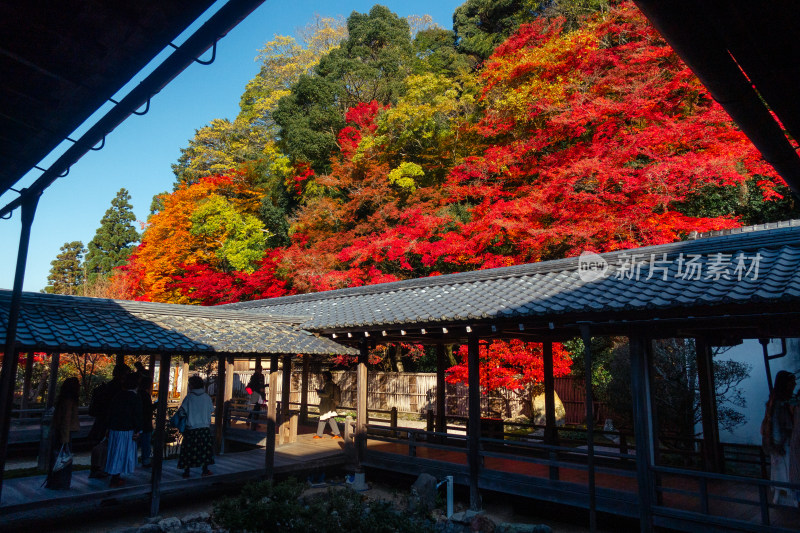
[233,371,604,423]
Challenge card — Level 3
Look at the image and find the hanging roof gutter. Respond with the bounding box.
[0,0,265,220]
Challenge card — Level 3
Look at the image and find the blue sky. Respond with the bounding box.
[0,0,465,292]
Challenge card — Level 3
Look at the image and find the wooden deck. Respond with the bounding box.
[1,433,347,529]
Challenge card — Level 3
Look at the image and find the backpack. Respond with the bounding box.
[331,383,342,406]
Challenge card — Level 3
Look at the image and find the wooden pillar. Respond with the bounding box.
[0,194,38,500]
[696,337,723,473]
[148,354,156,373]
[179,354,190,400]
[280,355,292,444]
[300,355,310,424]
[630,336,656,533]
[543,341,558,444]
[150,353,172,517]
[467,331,482,511]
[214,355,226,452]
[224,357,234,403]
[116,353,125,366]
[254,355,262,369]
[580,325,597,533]
[45,352,60,410]
[356,340,369,466]
[543,340,560,481]
[435,344,447,435]
[21,352,34,412]
[264,418,276,480]
[268,354,279,430]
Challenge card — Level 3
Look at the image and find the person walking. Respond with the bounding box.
[314,371,341,440]
[178,375,215,478]
[138,374,155,467]
[106,372,143,488]
[45,377,80,489]
[246,364,266,430]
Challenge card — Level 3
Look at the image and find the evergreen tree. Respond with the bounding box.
[84,188,140,279]
[44,241,86,295]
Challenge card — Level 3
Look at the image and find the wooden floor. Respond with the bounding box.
[1,433,347,527]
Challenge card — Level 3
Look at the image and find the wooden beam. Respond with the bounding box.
[467,332,482,511]
[356,340,369,466]
[214,355,226,453]
[300,355,309,424]
[150,353,172,517]
[268,354,279,435]
[280,355,292,445]
[630,336,656,533]
[45,352,60,410]
[224,358,234,403]
[542,341,557,445]
[696,337,723,473]
[579,325,597,533]
[435,344,447,435]
[179,354,190,400]
[21,352,33,412]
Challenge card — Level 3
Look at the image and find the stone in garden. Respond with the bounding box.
[409,472,438,512]
[158,517,183,532]
[135,525,161,533]
[181,512,210,524]
[530,391,565,426]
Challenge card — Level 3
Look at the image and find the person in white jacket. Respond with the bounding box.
[177,375,215,478]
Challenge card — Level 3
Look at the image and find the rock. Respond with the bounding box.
[469,513,496,532]
[158,517,183,532]
[181,512,210,524]
[182,522,213,533]
[530,391,565,427]
[409,473,438,513]
[135,525,161,533]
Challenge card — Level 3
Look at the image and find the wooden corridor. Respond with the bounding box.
[0,434,347,529]
[361,432,800,533]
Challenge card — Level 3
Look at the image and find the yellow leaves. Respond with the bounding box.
[388,162,424,192]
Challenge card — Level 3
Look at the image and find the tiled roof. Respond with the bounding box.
[222,221,800,331]
[0,291,356,356]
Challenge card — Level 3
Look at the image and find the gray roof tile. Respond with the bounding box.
[221,224,800,330]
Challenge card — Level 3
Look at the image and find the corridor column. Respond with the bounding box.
[467,330,481,511]
[696,337,723,473]
[300,355,309,424]
[356,339,369,464]
[630,336,656,533]
[214,355,226,452]
[150,353,172,517]
[435,344,447,435]
[280,355,292,444]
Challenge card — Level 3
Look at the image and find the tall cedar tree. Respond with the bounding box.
[84,188,139,280]
[44,241,87,295]
[274,5,415,174]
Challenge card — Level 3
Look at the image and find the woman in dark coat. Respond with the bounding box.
[46,377,80,489]
[106,372,143,487]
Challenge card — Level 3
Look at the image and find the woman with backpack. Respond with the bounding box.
[314,371,341,439]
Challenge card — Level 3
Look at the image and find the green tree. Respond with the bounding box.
[44,241,87,295]
[275,5,416,173]
[84,188,140,279]
[453,0,542,60]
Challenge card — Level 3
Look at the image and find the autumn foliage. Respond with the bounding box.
[113,3,797,388]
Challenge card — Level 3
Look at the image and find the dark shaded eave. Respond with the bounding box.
[633,0,800,197]
[0,291,357,357]
[222,221,800,344]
